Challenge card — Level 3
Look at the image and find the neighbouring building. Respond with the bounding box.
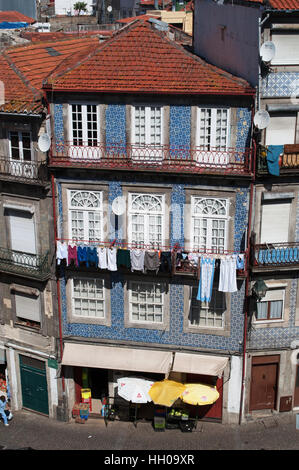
[44,19,256,424]
[0,35,100,420]
[193,0,299,421]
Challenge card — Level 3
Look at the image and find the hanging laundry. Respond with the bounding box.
[117,248,131,269]
[188,252,200,267]
[218,255,237,293]
[236,254,244,270]
[130,249,145,272]
[86,246,99,268]
[56,241,68,265]
[77,245,88,266]
[159,251,172,273]
[144,251,160,274]
[97,247,108,269]
[68,244,78,267]
[107,247,117,271]
[197,257,215,303]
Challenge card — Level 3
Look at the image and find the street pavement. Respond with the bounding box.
[0,409,299,455]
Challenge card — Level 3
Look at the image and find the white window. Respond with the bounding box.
[68,190,103,242]
[189,286,225,328]
[132,105,163,160]
[256,288,285,321]
[196,108,230,165]
[69,104,100,158]
[129,281,164,323]
[128,193,164,248]
[191,197,228,252]
[15,291,41,326]
[260,200,291,244]
[265,114,296,146]
[9,131,32,161]
[271,33,299,65]
[72,278,105,318]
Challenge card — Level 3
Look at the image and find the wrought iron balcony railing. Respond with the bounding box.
[0,157,48,184]
[50,142,253,176]
[257,147,299,175]
[252,242,299,269]
[0,248,50,279]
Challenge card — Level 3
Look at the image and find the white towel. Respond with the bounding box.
[56,241,68,265]
[218,255,237,292]
[107,247,117,271]
[97,247,108,269]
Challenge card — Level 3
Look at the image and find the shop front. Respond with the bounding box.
[61,342,228,425]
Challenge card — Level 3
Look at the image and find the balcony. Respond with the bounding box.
[257,144,299,176]
[251,242,299,271]
[49,142,254,177]
[0,248,50,280]
[0,157,48,185]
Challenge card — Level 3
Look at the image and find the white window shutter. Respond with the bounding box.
[260,201,290,243]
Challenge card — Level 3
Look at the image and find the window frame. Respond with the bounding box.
[8,130,33,161]
[196,107,230,150]
[255,287,285,323]
[67,189,104,243]
[131,104,164,147]
[68,274,111,326]
[190,196,229,253]
[69,103,100,147]
[188,285,226,329]
[128,192,165,249]
[128,280,165,325]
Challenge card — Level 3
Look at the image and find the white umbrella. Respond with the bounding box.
[117,377,154,404]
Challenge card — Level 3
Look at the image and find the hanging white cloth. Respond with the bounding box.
[197,257,215,303]
[107,247,117,271]
[97,247,108,269]
[56,241,68,265]
[218,255,237,293]
[130,249,145,272]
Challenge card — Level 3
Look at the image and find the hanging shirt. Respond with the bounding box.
[144,251,160,274]
[87,246,98,268]
[97,247,108,269]
[68,244,78,267]
[117,249,131,269]
[218,255,237,293]
[130,249,145,272]
[159,251,172,273]
[77,246,88,266]
[197,257,215,303]
[236,254,245,270]
[56,241,68,265]
[107,247,117,271]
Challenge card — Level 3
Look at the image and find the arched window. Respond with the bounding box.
[191,197,228,252]
[68,190,103,241]
[129,193,164,248]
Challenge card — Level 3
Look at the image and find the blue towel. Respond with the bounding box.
[266,145,283,176]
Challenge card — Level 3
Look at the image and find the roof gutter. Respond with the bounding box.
[0,111,42,117]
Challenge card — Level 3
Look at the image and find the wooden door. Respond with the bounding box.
[20,355,49,415]
[294,365,299,407]
[250,356,279,411]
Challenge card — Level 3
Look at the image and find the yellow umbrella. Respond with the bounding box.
[149,379,186,407]
[180,383,219,406]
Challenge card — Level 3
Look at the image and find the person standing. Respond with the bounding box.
[0,395,9,426]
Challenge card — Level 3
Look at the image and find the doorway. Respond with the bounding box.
[250,355,279,411]
[294,364,299,407]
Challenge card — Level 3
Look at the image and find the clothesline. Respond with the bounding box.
[55,238,246,256]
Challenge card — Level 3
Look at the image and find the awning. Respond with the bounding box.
[172,352,229,378]
[61,343,173,374]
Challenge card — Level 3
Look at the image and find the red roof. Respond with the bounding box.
[246,0,299,9]
[0,36,100,114]
[21,31,112,42]
[0,10,35,24]
[45,20,254,96]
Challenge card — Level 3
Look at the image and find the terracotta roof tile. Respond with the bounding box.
[246,0,299,9]
[0,10,35,24]
[45,20,254,96]
[20,31,112,42]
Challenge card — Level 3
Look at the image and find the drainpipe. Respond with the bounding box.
[239,134,256,425]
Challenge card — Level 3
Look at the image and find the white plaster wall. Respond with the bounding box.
[227,355,242,419]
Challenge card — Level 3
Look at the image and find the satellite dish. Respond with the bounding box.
[38,133,51,152]
[253,110,270,130]
[112,196,126,216]
[107,5,112,12]
[260,41,276,63]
